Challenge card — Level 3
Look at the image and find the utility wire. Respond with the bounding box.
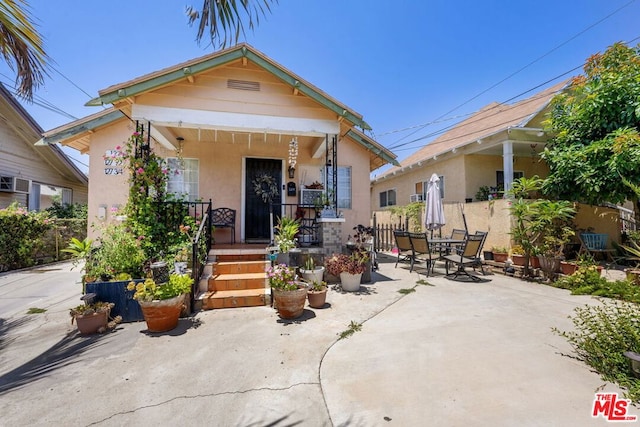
[382,0,638,146]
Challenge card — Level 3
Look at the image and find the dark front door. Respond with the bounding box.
[245,158,282,241]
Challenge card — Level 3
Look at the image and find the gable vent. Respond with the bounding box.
[227,79,260,91]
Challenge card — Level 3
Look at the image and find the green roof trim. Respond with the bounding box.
[85,45,371,131]
[243,50,371,130]
[36,109,125,145]
[85,49,245,106]
[346,129,399,167]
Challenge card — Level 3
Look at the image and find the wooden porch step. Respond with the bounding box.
[213,260,269,275]
[199,288,271,310]
[209,272,267,291]
[216,253,266,262]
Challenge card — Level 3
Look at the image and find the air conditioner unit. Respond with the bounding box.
[0,176,31,193]
[409,194,424,203]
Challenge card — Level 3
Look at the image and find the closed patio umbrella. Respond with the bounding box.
[425,173,445,236]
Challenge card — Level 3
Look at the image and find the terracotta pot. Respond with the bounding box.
[511,254,526,266]
[272,286,307,319]
[530,256,540,269]
[307,287,328,309]
[139,294,185,332]
[493,253,508,263]
[339,272,362,292]
[560,261,578,276]
[75,310,109,334]
[300,267,325,284]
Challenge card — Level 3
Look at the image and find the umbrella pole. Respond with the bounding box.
[460,203,468,233]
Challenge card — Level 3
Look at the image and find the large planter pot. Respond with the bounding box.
[538,256,561,274]
[300,267,325,284]
[530,256,541,269]
[511,254,526,266]
[138,294,185,332]
[493,252,508,263]
[272,286,307,319]
[85,279,144,323]
[560,261,578,276]
[339,272,362,292]
[307,287,328,309]
[75,310,109,334]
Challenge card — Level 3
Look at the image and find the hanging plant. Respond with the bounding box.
[252,173,279,203]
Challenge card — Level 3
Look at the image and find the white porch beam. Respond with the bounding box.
[502,141,514,197]
[149,125,176,150]
[132,104,339,137]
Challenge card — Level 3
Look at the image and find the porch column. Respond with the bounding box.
[317,217,345,257]
[502,141,514,198]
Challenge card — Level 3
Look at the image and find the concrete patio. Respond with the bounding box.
[0,255,629,426]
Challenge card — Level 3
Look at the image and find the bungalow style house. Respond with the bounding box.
[0,83,87,210]
[39,44,398,246]
[371,81,567,210]
[371,80,623,252]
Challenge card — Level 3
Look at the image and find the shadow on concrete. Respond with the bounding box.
[0,316,34,353]
[0,328,109,394]
[276,309,317,325]
[244,413,304,426]
[140,317,203,337]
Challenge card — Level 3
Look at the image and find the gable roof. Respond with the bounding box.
[376,81,567,179]
[0,84,88,184]
[60,43,398,170]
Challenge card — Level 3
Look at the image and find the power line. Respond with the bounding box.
[382,0,638,147]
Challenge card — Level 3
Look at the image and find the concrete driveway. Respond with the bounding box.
[0,256,628,426]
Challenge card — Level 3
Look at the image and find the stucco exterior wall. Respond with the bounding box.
[86,120,132,239]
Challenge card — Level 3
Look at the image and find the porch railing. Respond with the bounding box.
[269,203,320,247]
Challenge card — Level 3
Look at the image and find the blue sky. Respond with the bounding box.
[1,0,639,173]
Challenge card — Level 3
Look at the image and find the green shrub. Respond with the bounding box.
[86,223,145,281]
[0,203,52,271]
[554,266,640,303]
[554,300,640,402]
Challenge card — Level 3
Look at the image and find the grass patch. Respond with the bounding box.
[398,288,416,295]
[415,279,434,286]
[26,307,47,314]
[338,320,362,340]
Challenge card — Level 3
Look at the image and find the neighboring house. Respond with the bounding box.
[0,84,87,210]
[371,81,567,210]
[39,44,398,242]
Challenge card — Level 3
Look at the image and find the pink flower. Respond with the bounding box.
[115,145,121,151]
[136,168,144,175]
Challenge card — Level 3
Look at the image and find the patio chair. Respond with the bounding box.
[211,207,236,244]
[578,232,615,262]
[441,234,488,282]
[408,232,434,275]
[393,230,414,270]
[472,231,489,275]
[434,228,468,256]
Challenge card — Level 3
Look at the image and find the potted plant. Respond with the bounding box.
[324,251,369,292]
[347,224,375,282]
[306,279,328,309]
[69,301,118,334]
[274,217,300,265]
[299,256,324,283]
[61,237,94,288]
[619,241,640,284]
[172,245,190,274]
[510,245,526,266]
[83,223,147,322]
[491,246,509,263]
[127,273,193,332]
[267,263,307,319]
